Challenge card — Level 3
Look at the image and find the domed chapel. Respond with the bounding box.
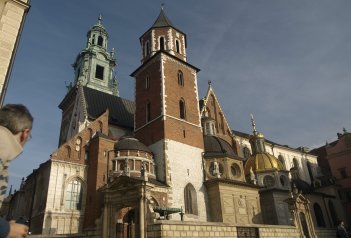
[5,7,347,238]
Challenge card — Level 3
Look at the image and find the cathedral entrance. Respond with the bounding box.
[116,207,136,238]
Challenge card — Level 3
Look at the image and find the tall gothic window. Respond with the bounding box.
[144,41,150,57]
[184,183,198,215]
[176,40,180,53]
[65,179,82,210]
[179,99,186,119]
[146,101,151,122]
[178,70,184,86]
[145,76,150,90]
[159,37,165,50]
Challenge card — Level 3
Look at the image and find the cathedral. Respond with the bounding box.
[4,7,347,238]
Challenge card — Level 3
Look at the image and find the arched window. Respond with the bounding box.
[176,40,180,53]
[243,147,251,160]
[159,37,165,50]
[313,203,326,227]
[145,76,150,90]
[66,146,71,158]
[146,101,151,122]
[144,41,150,56]
[97,36,103,47]
[65,179,82,210]
[76,137,82,160]
[184,183,198,215]
[92,34,95,45]
[98,121,103,132]
[178,70,184,86]
[278,155,286,169]
[179,99,186,119]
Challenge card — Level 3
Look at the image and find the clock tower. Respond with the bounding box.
[131,7,207,220]
[58,16,118,145]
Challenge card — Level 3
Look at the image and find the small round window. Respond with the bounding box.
[231,163,241,177]
[263,175,275,187]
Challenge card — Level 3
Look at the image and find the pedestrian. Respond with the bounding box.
[337,220,349,238]
[0,104,33,238]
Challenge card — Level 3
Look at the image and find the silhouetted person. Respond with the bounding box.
[337,220,349,238]
[0,104,33,238]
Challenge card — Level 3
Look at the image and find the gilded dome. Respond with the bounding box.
[244,152,284,176]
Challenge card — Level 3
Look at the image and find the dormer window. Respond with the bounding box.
[159,37,165,50]
[95,65,104,80]
[97,36,103,47]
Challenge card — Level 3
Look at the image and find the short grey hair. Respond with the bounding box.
[0,104,33,134]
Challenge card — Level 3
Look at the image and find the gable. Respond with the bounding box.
[201,85,234,139]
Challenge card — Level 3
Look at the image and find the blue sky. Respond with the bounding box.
[5,0,351,190]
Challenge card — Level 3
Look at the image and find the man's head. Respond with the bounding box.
[0,104,33,146]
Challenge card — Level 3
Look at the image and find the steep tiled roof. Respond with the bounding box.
[82,86,134,128]
[152,8,174,28]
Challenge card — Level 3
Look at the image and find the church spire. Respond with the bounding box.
[139,6,187,63]
[71,15,118,96]
[152,4,174,28]
[249,114,266,154]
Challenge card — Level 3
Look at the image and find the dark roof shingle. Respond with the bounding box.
[83,86,135,128]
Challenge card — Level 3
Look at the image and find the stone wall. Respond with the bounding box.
[315,228,337,238]
[147,220,301,238]
[28,221,336,237]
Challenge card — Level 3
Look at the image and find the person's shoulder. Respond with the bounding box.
[0,218,10,238]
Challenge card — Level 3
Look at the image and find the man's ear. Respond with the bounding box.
[19,128,31,146]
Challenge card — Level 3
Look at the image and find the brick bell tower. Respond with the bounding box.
[131,7,207,220]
